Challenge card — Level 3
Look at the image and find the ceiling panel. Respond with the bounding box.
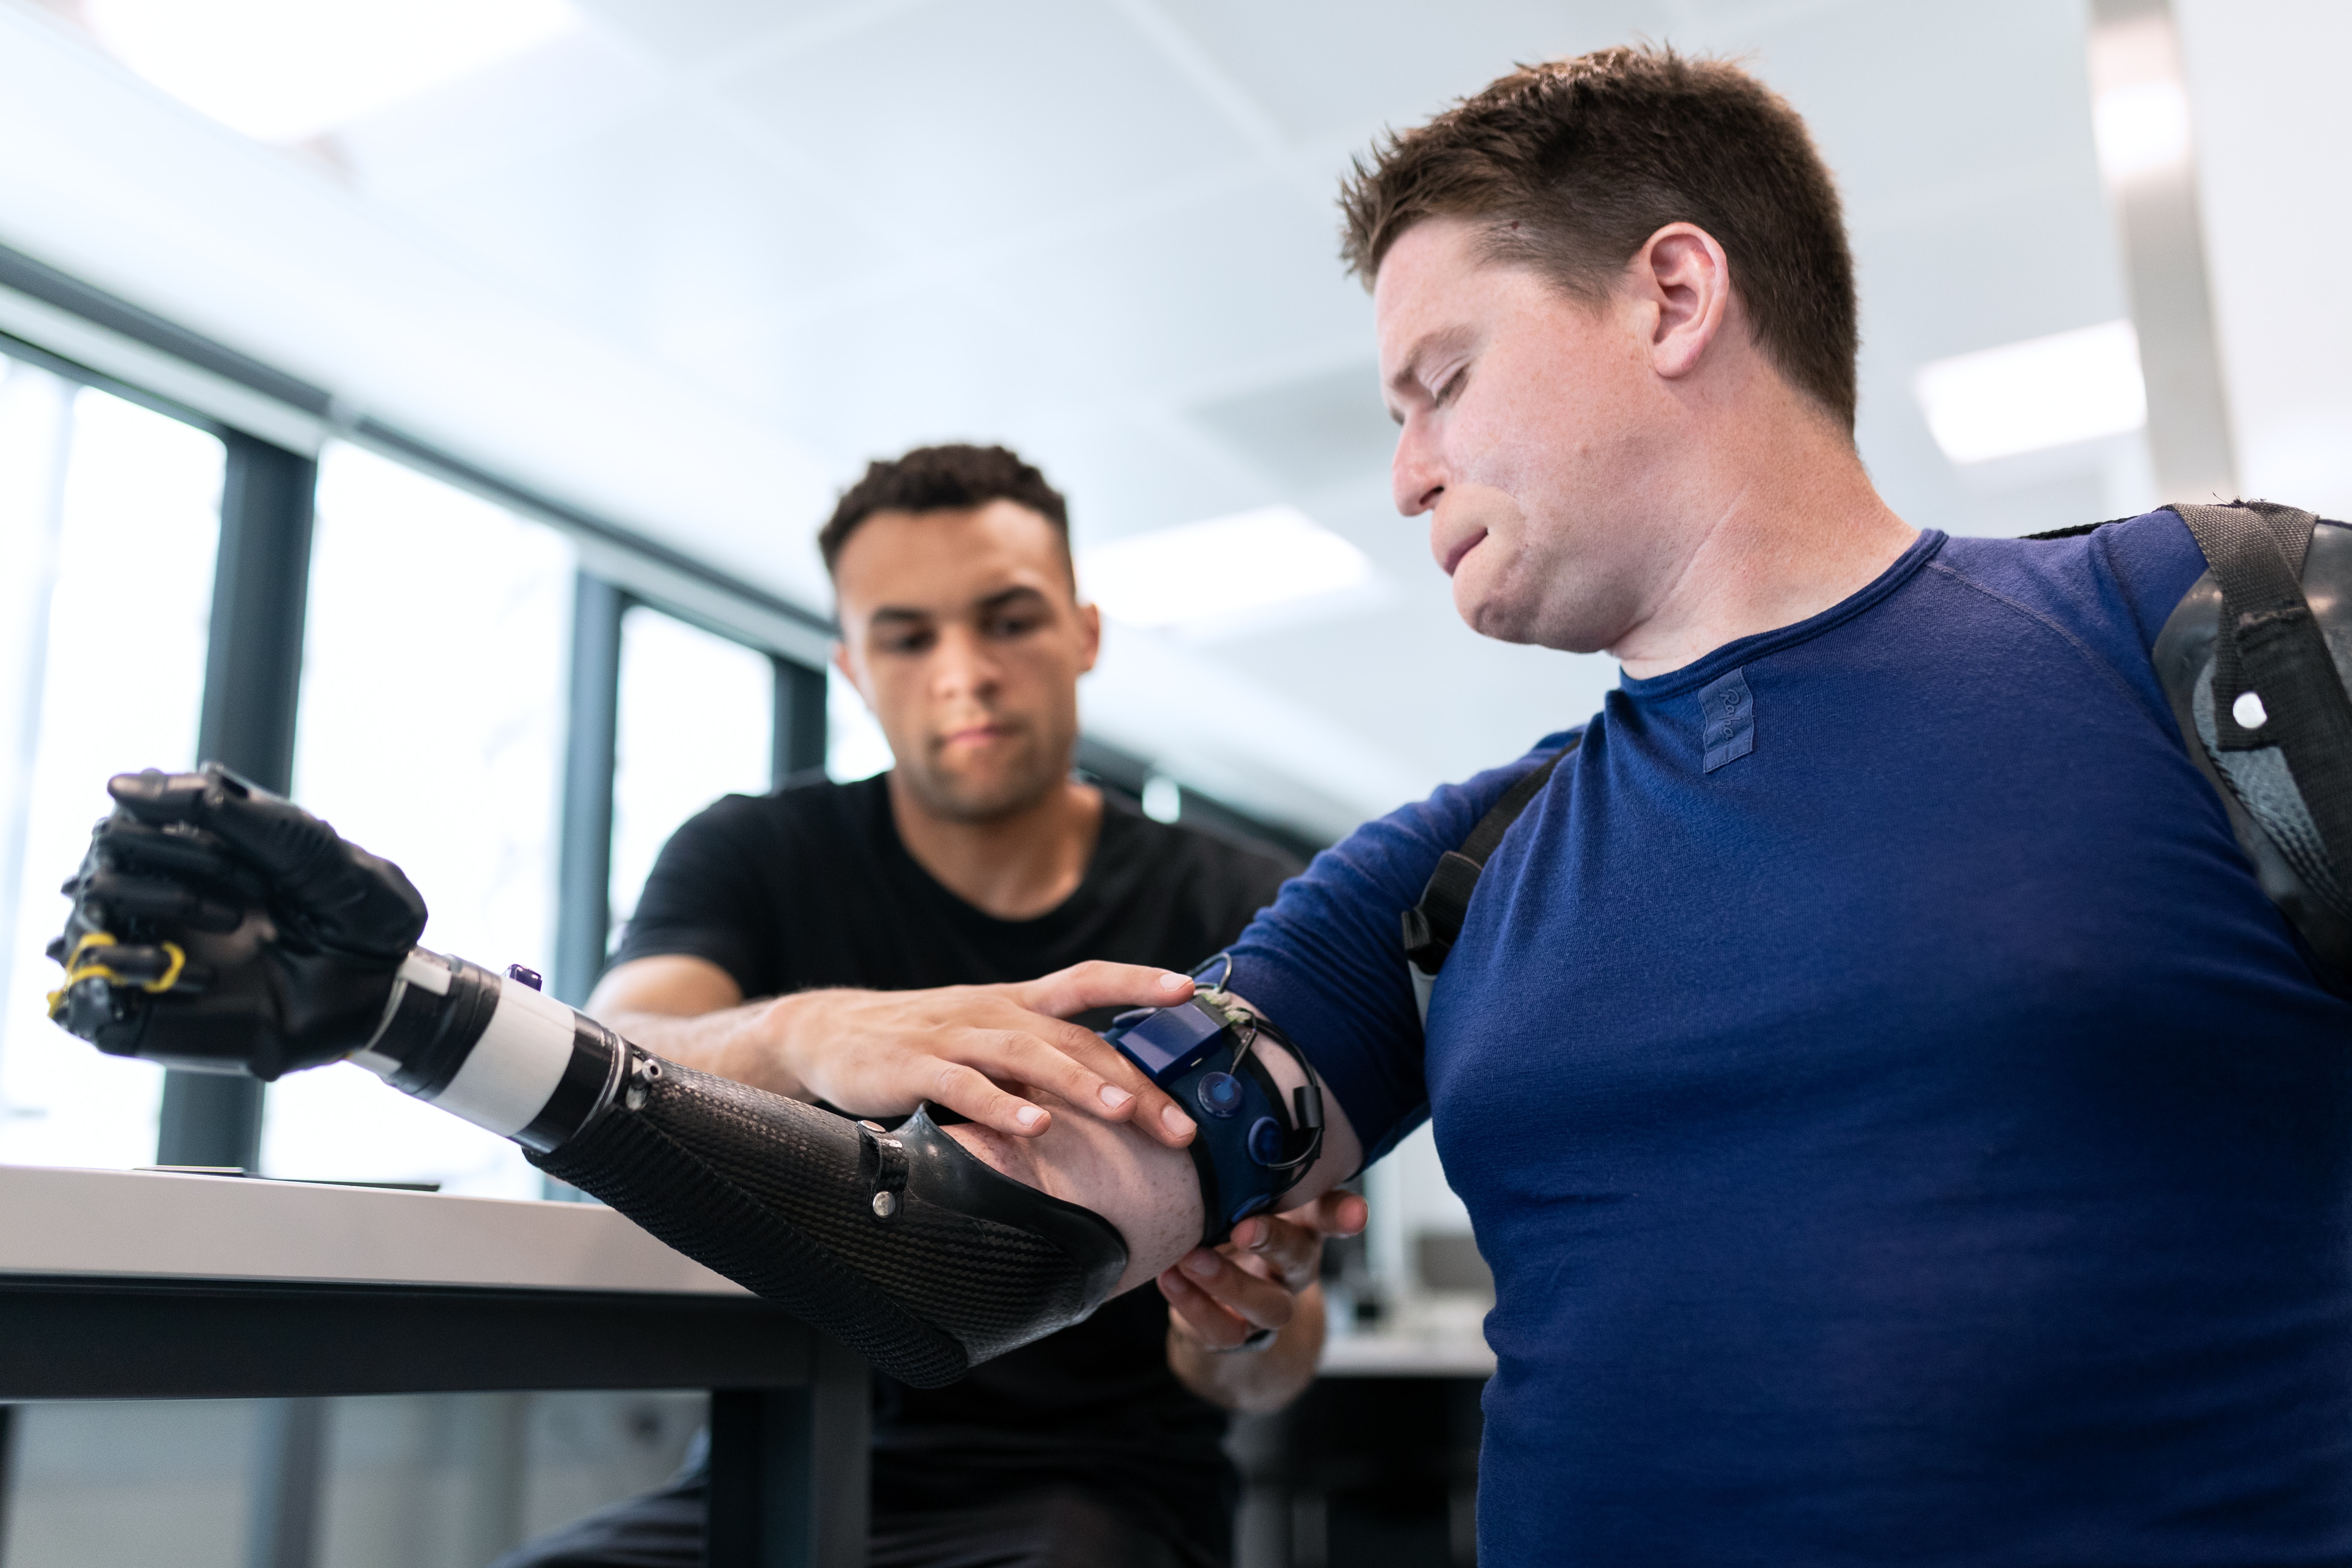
[1710,0,2098,216]
[1852,177,2125,377]
[1014,413,1270,546]
[1188,358,1392,495]
[331,28,665,202]
[719,0,1258,243]
[966,176,1371,401]
[574,0,870,70]
[740,281,1097,471]
[378,103,879,352]
[1152,0,1672,148]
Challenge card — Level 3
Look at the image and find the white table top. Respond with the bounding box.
[1319,1329,1497,1378]
[0,1163,746,1296]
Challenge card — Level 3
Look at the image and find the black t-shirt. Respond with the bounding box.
[613,773,1300,1561]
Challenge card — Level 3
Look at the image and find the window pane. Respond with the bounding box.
[826,664,893,784]
[0,369,223,1170]
[609,607,773,942]
[263,442,572,1197]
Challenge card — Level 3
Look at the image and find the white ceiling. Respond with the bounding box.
[8,0,2336,838]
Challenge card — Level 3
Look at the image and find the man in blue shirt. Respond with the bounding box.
[763,44,2352,1562]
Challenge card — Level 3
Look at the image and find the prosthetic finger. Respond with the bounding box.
[83,814,264,899]
[107,768,426,961]
[74,868,248,933]
[349,952,1130,1389]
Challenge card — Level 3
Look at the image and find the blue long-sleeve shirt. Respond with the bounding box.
[1232,512,2352,1564]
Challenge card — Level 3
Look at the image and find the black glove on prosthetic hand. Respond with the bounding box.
[48,766,426,1079]
[46,766,1131,1388]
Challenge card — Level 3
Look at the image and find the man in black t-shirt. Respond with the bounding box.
[499,445,1357,1568]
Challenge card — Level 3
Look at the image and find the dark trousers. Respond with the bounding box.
[491,1460,1216,1568]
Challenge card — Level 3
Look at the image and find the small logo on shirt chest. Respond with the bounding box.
[1698,666,1756,773]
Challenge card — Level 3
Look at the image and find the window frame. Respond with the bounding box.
[0,239,837,1163]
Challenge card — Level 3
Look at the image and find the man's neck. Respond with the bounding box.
[886,772,1105,922]
[1611,401,1917,681]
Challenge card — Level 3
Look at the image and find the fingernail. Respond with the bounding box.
[1099,1084,1133,1110]
[1159,971,1187,991]
[1014,1105,1044,1129]
[1242,1221,1266,1250]
[1181,1250,1218,1278]
[1161,1105,1196,1136]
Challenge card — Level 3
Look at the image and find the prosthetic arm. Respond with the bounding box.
[44,767,1323,1387]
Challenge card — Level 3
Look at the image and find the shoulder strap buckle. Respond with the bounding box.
[1400,738,1580,1008]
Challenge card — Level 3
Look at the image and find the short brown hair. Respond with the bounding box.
[818,444,1072,578]
[1338,46,1857,430]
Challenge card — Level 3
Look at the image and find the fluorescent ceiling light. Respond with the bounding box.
[2088,15,2193,185]
[1912,321,2146,466]
[1082,506,1379,639]
[82,0,578,143]
[2094,79,2192,183]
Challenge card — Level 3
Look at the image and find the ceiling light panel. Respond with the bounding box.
[1912,320,2146,466]
[83,0,579,143]
[1081,506,1380,640]
[2088,14,2193,186]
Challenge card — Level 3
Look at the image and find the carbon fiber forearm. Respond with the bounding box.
[530,1061,1128,1388]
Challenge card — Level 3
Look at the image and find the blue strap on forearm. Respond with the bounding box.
[1101,989,1324,1245]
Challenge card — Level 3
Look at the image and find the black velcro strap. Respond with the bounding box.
[2022,517,2137,541]
[2169,502,2352,878]
[1400,739,1578,974]
[2174,503,2319,746]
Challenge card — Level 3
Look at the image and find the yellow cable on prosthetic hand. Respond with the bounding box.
[45,931,187,1019]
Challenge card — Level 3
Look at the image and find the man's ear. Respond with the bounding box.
[829,640,873,710]
[1637,222,1733,382]
[1075,600,1101,677]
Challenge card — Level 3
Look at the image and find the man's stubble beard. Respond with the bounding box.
[898,723,1073,827]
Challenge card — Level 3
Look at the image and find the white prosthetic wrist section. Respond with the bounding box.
[351,949,624,1148]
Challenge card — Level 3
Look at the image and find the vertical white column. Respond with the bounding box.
[2088,0,2238,503]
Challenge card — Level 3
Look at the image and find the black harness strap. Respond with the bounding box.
[2168,503,2352,880]
[2034,500,2350,882]
[1400,737,1579,977]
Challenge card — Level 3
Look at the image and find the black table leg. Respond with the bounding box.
[0,1403,16,1568]
[709,1338,868,1568]
[248,1397,330,1568]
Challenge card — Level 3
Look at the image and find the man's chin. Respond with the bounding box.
[901,764,1059,826]
[1454,576,1542,647]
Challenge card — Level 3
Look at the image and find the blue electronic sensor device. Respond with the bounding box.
[1098,987,1329,1245]
[1101,999,1229,1086]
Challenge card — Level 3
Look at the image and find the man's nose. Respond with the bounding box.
[930,626,1000,697]
[1391,419,1442,516]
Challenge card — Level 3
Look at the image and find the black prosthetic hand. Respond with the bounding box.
[47,766,1130,1387]
[49,766,426,1078]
